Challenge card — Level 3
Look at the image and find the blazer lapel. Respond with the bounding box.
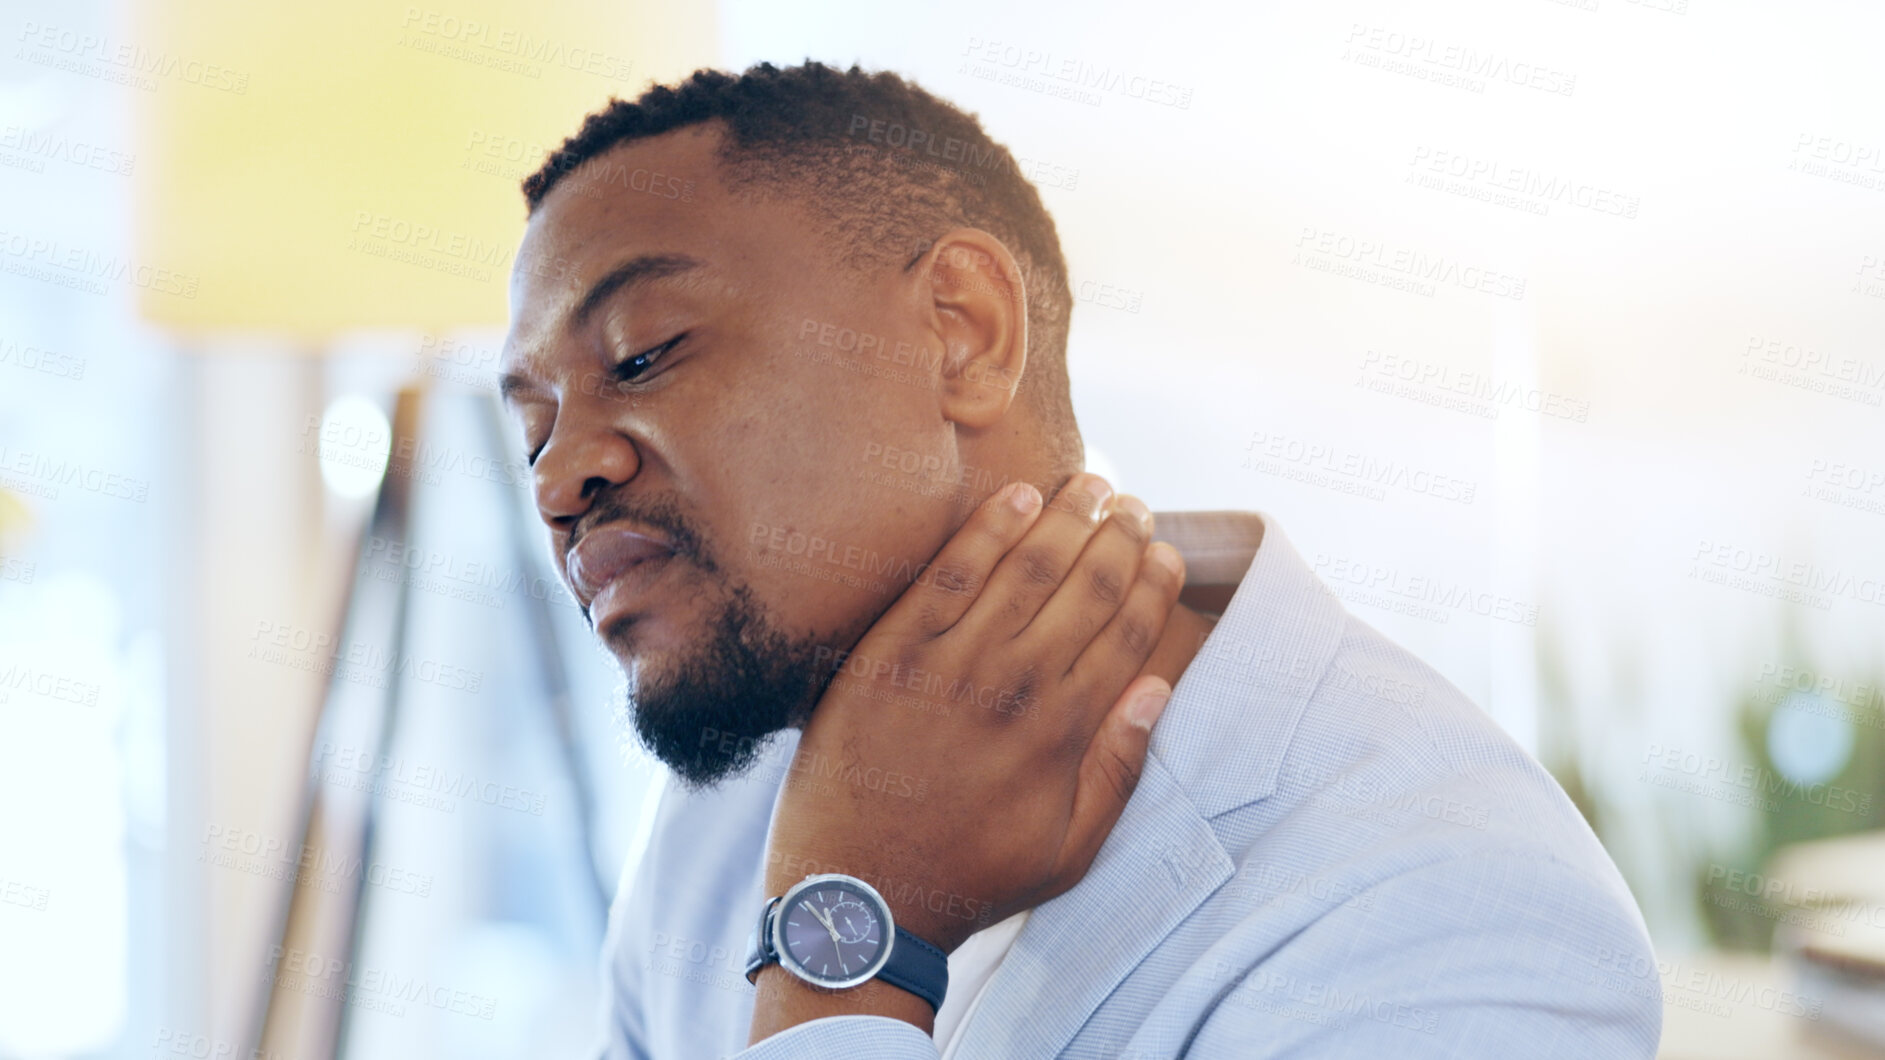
[949,750,1234,1058]
[945,511,1342,1056]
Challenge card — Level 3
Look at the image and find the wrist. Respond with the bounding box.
[880,892,984,955]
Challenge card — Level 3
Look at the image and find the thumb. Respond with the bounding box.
[1068,675,1173,860]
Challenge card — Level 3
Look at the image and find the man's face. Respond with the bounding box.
[499,125,961,786]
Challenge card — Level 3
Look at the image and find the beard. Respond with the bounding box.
[616,581,833,788]
[581,490,840,789]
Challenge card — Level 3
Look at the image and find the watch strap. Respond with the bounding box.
[878,926,948,1012]
[744,896,781,983]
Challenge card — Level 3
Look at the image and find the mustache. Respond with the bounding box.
[567,489,717,576]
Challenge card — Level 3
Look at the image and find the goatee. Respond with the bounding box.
[616,581,831,788]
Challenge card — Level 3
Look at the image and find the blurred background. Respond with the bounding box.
[0,0,1881,1057]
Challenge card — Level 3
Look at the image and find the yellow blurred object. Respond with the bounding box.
[134,0,716,336]
[0,486,32,551]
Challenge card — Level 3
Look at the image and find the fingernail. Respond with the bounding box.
[1063,471,1100,516]
[1006,481,1041,514]
[1126,683,1172,732]
[1113,494,1152,533]
[1150,541,1184,577]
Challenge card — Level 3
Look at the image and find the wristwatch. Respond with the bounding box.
[744,873,950,1013]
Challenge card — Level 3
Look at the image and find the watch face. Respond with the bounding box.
[774,875,892,988]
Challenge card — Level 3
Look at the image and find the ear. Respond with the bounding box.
[919,228,1028,431]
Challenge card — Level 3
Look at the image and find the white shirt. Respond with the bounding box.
[932,910,1029,1057]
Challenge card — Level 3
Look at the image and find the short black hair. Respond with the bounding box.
[522,61,1079,464]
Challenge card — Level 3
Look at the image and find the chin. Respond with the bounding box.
[600,580,833,789]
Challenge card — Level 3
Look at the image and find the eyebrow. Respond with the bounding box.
[571,252,704,331]
[499,252,705,404]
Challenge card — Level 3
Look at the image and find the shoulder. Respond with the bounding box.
[1187,846,1663,1058]
[1185,617,1662,1050]
[1274,615,1611,870]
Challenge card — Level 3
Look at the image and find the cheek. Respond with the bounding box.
[734,323,940,487]
[721,511,908,637]
[689,347,952,635]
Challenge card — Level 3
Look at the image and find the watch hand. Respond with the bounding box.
[803,902,841,943]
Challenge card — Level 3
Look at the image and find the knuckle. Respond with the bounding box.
[998,592,1032,623]
[1006,666,1039,712]
[989,665,1038,726]
[914,600,951,634]
[1015,546,1062,588]
[1085,565,1126,607]
[1115,616,1155,657]
[926,561,980,598]
[1006,686,1043,728]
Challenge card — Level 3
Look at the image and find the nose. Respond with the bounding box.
[533,416,641,535]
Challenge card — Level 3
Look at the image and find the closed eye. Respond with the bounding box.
[614,333,686,384]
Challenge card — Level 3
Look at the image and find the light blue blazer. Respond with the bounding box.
[598,512,1663,1058]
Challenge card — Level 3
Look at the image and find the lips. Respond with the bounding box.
[567,524,675,609]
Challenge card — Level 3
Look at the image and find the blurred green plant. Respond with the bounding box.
[1536,626,1609,846]
[1694,646,1885,951]
[1538,618,1884,954]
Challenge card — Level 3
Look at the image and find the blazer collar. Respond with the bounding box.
[950,510,1347,1057]
[1149,510,1348,819]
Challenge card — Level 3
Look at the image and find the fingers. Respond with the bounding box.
[883,479,1045,638]
[1023,494,1155,675]
[1068,539,1185,701]
[1065,675,1173,870]
[953,472,1114,641]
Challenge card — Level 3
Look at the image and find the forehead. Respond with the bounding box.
[502,124,800,374]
